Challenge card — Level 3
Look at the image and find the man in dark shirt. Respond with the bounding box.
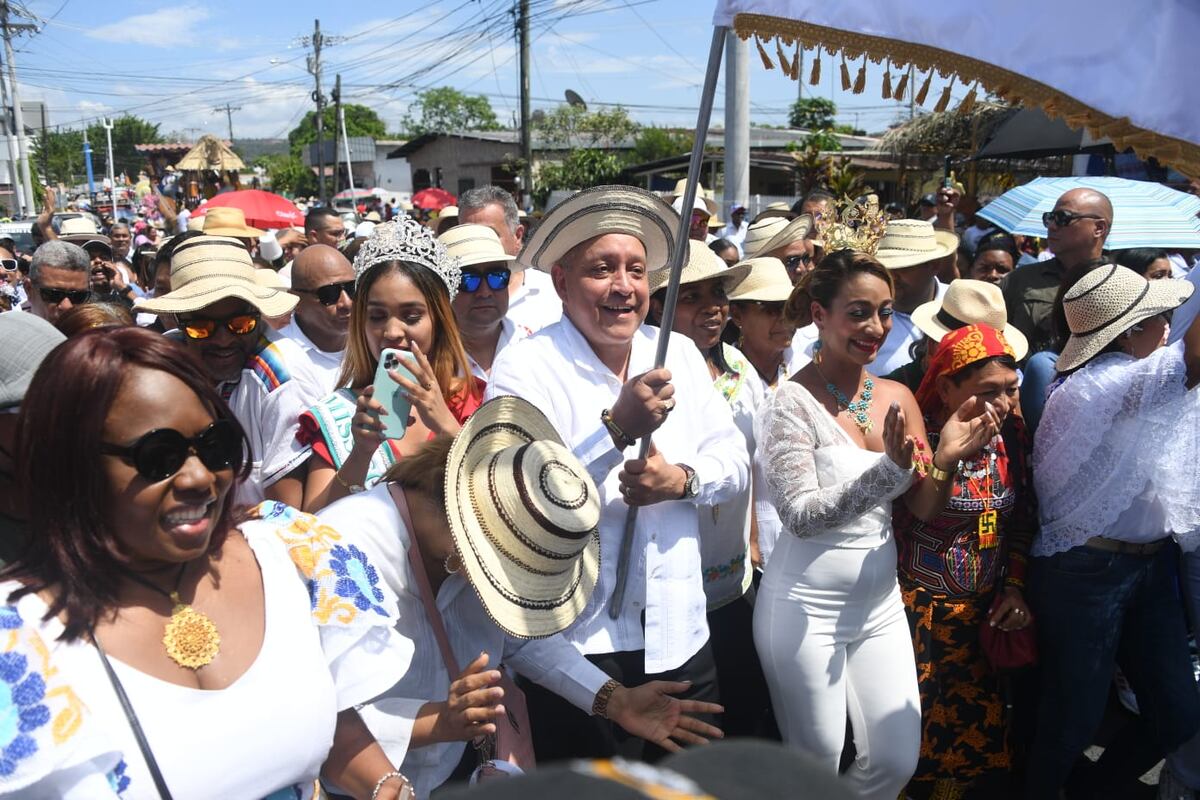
[1002,188,1112,355]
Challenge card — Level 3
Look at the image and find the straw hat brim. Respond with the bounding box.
[135,277,298,317]
[726,257,794,302]
[444,396,600,639]
[457,252,518,269]
[910,301,1030,361]
[519,186,677,274]
[203,223,266,238]
[744,214,813,259]
[875,230,959,269]
[61,233,112,248]
[1056,279,1193,373]
[648,260,750,295]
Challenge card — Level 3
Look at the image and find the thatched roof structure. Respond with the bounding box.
[872,103,1012,156]
[175,135,244,172]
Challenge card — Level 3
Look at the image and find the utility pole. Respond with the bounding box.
[307,19,327,204]
[517,0,532,210]
[82,125,95,206]
[336,74,358,221]
[214,102,241,143]
[38,102,46,183]
[332,74,341,198]
[101,117,116,220]
[724,34,749,220]
[0,44,21,217]
[1,2,36,215]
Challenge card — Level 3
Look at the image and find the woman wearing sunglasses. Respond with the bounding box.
[723,257,807,388]
[0,327,415,799]
[298,218,483,512]
[438,224,530,382]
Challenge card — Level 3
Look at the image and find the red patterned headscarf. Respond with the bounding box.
[915,323,1016,415]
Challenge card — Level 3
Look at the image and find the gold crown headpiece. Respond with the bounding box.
[813,194,887,256]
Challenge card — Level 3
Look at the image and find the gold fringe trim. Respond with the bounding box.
[775,38,791,79]
[894,69,909,101]
[958,83,978,115]
[914,70,933,106]
[730,14,1200,178]
[809,49,821,85]
[755,36,774,71]
[933,75,954,113]
[881,60,892,99]
[791,44,800,81]
[853,58,867,94]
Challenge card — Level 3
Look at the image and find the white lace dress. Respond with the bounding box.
[752,381,921,800]
[1034,341,1200,555]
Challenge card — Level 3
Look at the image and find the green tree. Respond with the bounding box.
[31,115,162,185]
[288,103,388,159]
[627,127,693,165]
[788,97,836,131]
[254,153,317,197]
[534,149,627,207]
[31,128,85,186]
[399,88,502,138]
[533,104,638,149]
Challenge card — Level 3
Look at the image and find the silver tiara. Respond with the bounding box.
[353,216,462,300]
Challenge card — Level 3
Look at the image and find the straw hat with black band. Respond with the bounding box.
[1056,264,1193,373]
[444,395,601,639]
[135,235,298,318]
[519,185,677,273]
[439,223,519,270]
[58,217,111,249]
[911,279,1029,360]
[201,207,266,239]
[741,214,814,259]
[649,241,750,295]
[874,219,959,270]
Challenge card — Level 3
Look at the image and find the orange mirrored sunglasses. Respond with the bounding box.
[181,313,259,340]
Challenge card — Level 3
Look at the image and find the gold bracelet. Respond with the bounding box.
[928,459,955,484]
[592,678,621,718]
[601,408,636,449]
[334,469,365,494]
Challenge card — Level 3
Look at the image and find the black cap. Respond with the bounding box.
[919,193,937,207]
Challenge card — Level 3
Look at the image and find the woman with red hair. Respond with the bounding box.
[0,327,414,799]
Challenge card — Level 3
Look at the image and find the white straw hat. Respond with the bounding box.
[201,207,265,238]
[671,194,711,222]
[438,223,519,270]
[668,178,719,217]
[136,235,298,318]
[874,219,959,269]
[58,217,111,248]
[741,214,813,258]
[727,257,793,302]
[648,240,750,295]
[1057,264,1192,372]
[750,201,792,224]
[519,185,678,273]
[912,279,1029,360]
[444,396,601,639]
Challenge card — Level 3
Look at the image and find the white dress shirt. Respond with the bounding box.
[316,485,610,798]
[279,317,345,396]
[868,280,948,377]
[486,317,750,673]
[506,269,563,333]
[467,317,529,383]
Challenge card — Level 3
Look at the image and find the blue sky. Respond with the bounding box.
[11,0,945,140]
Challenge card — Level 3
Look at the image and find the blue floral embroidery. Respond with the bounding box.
[261,785,302,800]
[0,648,50,776]
[0,606,21,631]
[107,758,131,795]
[328,544,388,617]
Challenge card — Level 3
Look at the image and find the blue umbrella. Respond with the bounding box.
[978,176,1200,250]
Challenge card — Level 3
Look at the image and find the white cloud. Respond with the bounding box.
[88,6,211,47]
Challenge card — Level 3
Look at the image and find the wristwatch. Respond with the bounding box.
[678,463,699,500]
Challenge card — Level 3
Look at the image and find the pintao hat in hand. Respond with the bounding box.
[648,240,750,295]
[135,235,297,318]
[445,396,601,639]
[201,207,266,238]
[438,223,518,270]
[912,279,1029,360]
[519,186,677,273]
[1057,264,1192,372]
[875,219,959,269]
[0,313,65,409]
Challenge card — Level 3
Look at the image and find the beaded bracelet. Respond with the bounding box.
[371,770,411,800]
[592,678,621,719]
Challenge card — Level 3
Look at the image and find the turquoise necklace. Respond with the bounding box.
[815,362,875,434]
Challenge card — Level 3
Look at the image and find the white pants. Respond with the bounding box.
[754,533,920,800]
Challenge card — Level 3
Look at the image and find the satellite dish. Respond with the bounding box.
[565,89,587,111]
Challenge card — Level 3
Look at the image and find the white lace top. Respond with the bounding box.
[1033,341,1200,556]
[757,381,914,548]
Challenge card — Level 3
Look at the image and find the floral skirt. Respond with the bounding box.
[901,583,1010,785]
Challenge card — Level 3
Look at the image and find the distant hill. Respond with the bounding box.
[231,139,290,162]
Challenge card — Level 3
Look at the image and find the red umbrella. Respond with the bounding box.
[193,190,304,229]
[411,187,456,211]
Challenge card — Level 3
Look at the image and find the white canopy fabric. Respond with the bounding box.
[711,0,1200,178]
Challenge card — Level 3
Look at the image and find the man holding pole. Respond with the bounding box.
[486,186,748,762]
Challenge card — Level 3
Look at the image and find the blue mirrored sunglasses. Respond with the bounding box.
[459,268,511,294]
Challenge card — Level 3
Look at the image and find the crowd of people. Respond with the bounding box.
[0,174,1198,800]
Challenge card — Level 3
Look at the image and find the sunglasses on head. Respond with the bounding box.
[296,279,356,306]
[1042,209,1103,228]
[180,313,259,340]
[99,419,244,482]
[459,268,511,294]
[38,287,92,305]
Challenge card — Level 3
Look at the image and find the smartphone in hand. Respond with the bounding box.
[372,348,417,440]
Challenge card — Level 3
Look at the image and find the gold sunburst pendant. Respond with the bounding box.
[162,592,221,669]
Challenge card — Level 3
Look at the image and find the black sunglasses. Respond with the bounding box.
[38,286,92,305]
[784,253,813,272]
[459,268,511,294]
[99,419,244,482]
[1042,209,1103,228]
[296,279,356,306]
[750,300,786,315]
